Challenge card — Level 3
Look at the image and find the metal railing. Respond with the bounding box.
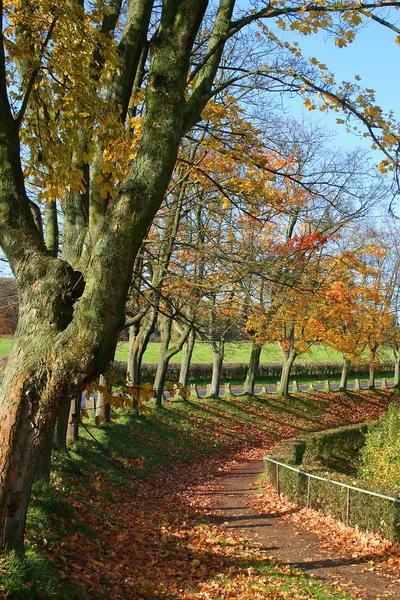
[264,456,400,527]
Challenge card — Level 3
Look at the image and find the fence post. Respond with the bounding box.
[346,487,351,526]
[306,475,311,508]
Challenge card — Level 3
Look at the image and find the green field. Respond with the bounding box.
[114,341,392,363]
[0,337,393,363]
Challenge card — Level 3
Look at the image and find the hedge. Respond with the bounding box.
[301,424,369,474]
[111,359,395,384]
[265,422,400,542]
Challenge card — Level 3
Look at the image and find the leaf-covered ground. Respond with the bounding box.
[0,390,395,599]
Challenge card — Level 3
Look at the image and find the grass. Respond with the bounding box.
[1,389,392,599]
[1,337,393,364]
[0,337,11,357]
[113,341,356,363]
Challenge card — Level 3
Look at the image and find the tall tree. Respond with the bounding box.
[0,0,399,551]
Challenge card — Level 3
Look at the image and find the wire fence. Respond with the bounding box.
[264,456,400,531]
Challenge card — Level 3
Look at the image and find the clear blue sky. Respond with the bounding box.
[276,16,400,154]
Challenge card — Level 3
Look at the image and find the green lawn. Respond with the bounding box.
[1,337,393,363]
[114,341,393,363]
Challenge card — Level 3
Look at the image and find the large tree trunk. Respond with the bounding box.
[243,343,262,395]
[339,356,350,393]
[209,342,224,399]
[179,329,195,386]
[0,0,231,551]
[278,350,297,397]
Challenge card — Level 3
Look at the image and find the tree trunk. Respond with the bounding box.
[127,324,142,387]
[67,394,82,442]
[154,315,173,408]
[393,349,400,391]
[209,342,224,399]
[154,314,190,407]
[339,356,350,393]
[54,402,71,452]
[278,350,296,397]
[369,364,376,390]
[35,421,56,483]
[369,347,377,390]
[243,343,262,395]
[0,0,231,551]
[179,329,195,386]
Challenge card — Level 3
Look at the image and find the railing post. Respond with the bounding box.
[306,475,311,508]
[346,487,350,526]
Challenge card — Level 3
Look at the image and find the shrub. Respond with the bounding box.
[271,439,306,466]
[360,403,400,493]
[264,420,400,542]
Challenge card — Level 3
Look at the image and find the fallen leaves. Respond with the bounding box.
[30,391,396,599]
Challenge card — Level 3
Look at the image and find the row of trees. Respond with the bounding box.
[122,124,400,400]
[1,0,400,551]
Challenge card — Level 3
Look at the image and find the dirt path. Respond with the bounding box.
[208,459,400,600]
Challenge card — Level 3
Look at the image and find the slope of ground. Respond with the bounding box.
[0,390,394,599]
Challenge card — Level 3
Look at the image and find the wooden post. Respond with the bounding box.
[354,378,360,390]
[292,380,299,392]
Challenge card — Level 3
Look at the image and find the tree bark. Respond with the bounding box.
[243,343,262,395]
[278,350,297,397]
[154,314,190,407]
[35,421,55,483]
[67,394,82,442]
[209,342,224,399]
[368,346,377,390]
[54,402,70,452]
[179,329,196,386]
[339,356,350,393]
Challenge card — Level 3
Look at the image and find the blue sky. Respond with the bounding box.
[278,16,400,154]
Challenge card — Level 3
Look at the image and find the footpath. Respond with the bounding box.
[207,458,400,600]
